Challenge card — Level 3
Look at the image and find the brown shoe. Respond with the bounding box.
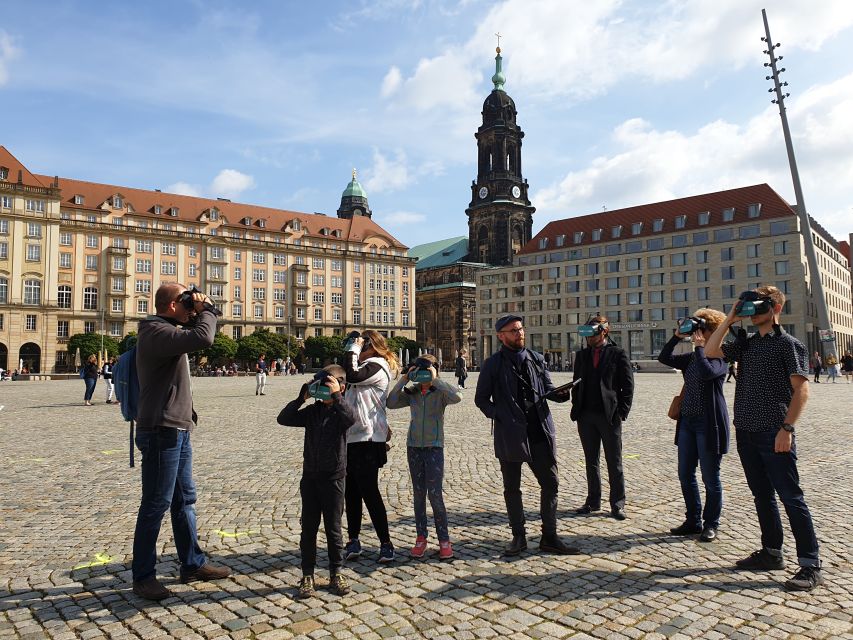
[132,577,172,601]
[179,562,231,584]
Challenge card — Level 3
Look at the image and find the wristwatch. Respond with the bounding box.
[781,422,796,433]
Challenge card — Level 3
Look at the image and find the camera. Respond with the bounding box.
[343,330,370,352]
[178,285,222,316]
[734,291,774,317]
[678,316,706,334]
[407,357,435,384]
[307,371,333,400]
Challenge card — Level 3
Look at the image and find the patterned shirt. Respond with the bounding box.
[679,354,706,417]
[721,328,809,432]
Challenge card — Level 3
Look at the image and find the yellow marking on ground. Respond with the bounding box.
[100,449,123,455]
[73,552,112,569]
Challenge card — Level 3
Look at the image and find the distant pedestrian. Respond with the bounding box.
[256,354,269,395]
[726,361,737,382]
[454,351,468,389]
[102,357,116,403]
[82,355,99,406]
[812,352,822,383]
[842,352,853,383]
[825,354,838,383]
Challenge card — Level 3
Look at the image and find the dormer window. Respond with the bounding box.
[698,211,710,225]
[611,225,622,238]
[591,228,602,241]
[747,203,761,218]
[652,218,664,232]
[320,227,329,236]
[332,229,341,238]
[169,207,179,217]
[209,208,219,221]
[258,219,266,229]
[675,215,687,229]
[242,216,252,226]
[154,205,162,215]
[292,219,301,231]
[722,207,735,222]
[631,222,643,235]
[113,195,123,209]
[555,234,565,247]
[573,231,584,244]
[538,237,548,250]
[0,167,8,181]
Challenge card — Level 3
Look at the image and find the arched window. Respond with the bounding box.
[83,286,98,310]
[23,279,41,305]
[57,285,72,308]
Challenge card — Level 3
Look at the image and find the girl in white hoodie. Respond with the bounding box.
[342,329,400,563]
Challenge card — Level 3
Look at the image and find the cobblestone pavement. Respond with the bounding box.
[1,373,852,639]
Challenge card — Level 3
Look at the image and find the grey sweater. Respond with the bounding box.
[135,310,216,430]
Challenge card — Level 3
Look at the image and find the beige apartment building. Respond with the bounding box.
[0,147,416,374]
[476,184,852,366]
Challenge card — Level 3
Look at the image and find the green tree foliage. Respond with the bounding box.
[119,332,137,354]
[304,335,345,367]
[202,331,237,365]
[386,336,420,364]
[236,332,269,364]
[67,333,120,362]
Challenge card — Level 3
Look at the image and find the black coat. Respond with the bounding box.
[570,343,634,424]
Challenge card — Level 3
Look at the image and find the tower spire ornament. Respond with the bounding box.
[492,33,505,91]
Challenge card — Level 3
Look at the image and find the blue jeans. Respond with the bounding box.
[132,429,206,581]
[407,447,449,541]
[677,415,723,528]
[83,377,96,401]
[736,429,820,567]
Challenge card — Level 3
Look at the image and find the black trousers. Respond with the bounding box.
[577,410,626,510]
[345,449,391,544]
[300,476,345,575]
[499,440,559,537]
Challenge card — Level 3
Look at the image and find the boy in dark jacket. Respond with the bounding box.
[277,364,358,599]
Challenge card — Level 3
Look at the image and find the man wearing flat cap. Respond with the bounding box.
[475,315,578,556]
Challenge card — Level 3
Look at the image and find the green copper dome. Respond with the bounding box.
[491,47,505,91]
[342,168,368,199]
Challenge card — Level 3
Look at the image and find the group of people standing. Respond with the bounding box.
[81,354,117,406]
[127,281,825,604]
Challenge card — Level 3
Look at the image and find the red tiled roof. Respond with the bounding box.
[520,184,796,254]
[0,146,49,188]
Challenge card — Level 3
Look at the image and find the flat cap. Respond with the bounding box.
[495,314,523,332]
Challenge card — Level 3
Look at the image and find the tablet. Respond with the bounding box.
[546,378,581,399]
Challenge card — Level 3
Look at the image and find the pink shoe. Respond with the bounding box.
[438,540,453,560]
[410,536,428,558]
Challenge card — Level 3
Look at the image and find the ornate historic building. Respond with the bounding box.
[0,147,416,374]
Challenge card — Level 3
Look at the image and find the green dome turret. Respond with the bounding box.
[341,168,368,199]
[337,168,372,219]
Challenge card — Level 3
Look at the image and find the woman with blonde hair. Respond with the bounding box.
[658,308,730,543]
[342,329,400,563]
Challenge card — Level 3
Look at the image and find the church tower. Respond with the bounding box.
[337,169,372,219]
[465,46,535,266]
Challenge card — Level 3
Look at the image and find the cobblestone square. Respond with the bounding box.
[1,372,852,639]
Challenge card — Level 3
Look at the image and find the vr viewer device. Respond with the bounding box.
[678,316,706,334]
[578,322,608,338]
[734,291,774,317]
[343,330,371,352]
[408,357,435,383]
[307,371,333,400]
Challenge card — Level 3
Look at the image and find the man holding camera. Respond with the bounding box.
[131,283,231,600]
[571,314,634,521]
[705,285,822,591]
[475,315,578,556]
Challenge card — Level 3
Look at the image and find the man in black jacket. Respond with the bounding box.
[131,283,230,601]
[278,364,358,599]
[571,314,634,520]
[475,315,577,557]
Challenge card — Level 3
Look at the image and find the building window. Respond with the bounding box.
[672,234,688,248]
[631,222,642,235]
[85,234,98,248]
[83,287,98,310]
[671,253,687,267]
[774,240,788,255]
[675,215,686,229]
[611,225,622,238]
[112,298,124,313]
[110,322,122,336]
[0,277,7,303]
[721,266,735,280]
[57,320,70,338]
[254,305,264,319]
[24,279,41,305]
[747,264,761,278]
[296,307,305,320]
[26,244,41,261]
[26,314,37,331]
[698,211,710,225]
[720,247,734,261]
[137,299,149,314]
[232,326,242,340]
[747,203,761,218]
[58,285,72,308]
[232,303,243,317]
[775,260,790,275]
[722,207,735,222]
[85,254,98,270]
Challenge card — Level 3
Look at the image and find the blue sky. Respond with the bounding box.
[2,0,852,249]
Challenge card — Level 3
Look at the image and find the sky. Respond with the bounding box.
[2,0,852,250]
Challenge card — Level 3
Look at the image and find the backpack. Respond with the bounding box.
[112,346,139,467]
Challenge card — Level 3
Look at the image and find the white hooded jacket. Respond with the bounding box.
[343,344,392,444]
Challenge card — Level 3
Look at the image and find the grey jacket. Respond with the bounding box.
[135,310,216,430]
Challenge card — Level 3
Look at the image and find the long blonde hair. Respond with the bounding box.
[362,329,400,374]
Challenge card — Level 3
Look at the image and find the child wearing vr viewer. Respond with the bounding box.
[277,364,358,599]
[386,354,462,559]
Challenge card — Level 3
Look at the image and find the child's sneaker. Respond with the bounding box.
[297,575,315,599]
[378,542,395,563]
[329,573,351,596]
[344,539,362,561]
[410,536,428,558]
[438,540,454,560]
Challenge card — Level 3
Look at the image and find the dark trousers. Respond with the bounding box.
[300,476,345,575]
[83,377,97,401]
[345,465,390,544]
[577,411,625,510]
[499,440,559,537]
[407,447,449,541]
[677,415,723,528]
[736,430,820,567]
[132,429,205,581]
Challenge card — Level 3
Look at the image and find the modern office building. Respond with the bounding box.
[476,184,852,365]
[0,147,416,374]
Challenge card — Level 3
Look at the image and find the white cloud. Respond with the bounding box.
[166,181,203,197]
[0,30,21,85]
[378,210,427,226]
[211,169,255,199]
[380,66,402,98]
[533,73,853,240]
[363,148,411,193]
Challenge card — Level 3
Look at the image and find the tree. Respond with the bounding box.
[304,335,344,367]
[119,332,137,354]
[387,336,420,365]
[67,333,120,362]
[236,332,268,365]
[201,331,237,365]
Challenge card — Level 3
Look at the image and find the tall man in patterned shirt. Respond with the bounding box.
[705,285,822,591]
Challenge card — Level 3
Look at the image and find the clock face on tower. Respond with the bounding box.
[478,186,488,199]
[512,186,521,198]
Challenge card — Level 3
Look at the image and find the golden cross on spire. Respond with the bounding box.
[495,32,502,53]
[352,168,357,180]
